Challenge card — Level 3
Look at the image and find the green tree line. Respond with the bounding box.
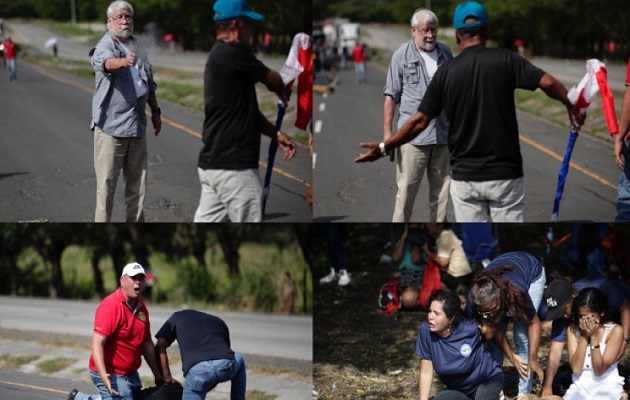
[313,0,630,60]
[0,0,312,51]
[0,223,314,313]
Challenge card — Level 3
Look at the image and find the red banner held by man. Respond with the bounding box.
[568,59,619,135]
[280,33,313,130]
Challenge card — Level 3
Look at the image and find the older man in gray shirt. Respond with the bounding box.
[90,0,161,222]
[383,8,452,222]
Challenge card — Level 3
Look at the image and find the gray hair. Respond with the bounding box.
[470,276,500,307]
[107,1,134,18]
[411,9,438,28]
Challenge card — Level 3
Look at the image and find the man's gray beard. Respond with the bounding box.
[114,27,132,40]
[420,42,437,52]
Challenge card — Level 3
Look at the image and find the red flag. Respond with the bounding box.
[295,43,313,130]
[279,33,313,131]
[568,59,619,135]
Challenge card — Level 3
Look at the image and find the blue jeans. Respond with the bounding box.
[6,59,16,80]
[490,268,546,395]
[616,153,630,222]
[354,62,366,82]
[74,370,141,400]
[183,352,246,400]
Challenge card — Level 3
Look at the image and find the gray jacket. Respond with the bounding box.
[90,32,157,137]
[384,41,452,146]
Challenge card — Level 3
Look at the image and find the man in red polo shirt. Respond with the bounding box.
[68,262,165,400]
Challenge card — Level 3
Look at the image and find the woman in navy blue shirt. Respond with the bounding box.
[416,290,503,400]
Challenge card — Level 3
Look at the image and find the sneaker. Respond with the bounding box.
[67,389,78,400]
[319,267,337,284]
[337,270,351,286]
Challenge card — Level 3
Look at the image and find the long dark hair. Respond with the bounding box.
[470,265,531,322]
[428,290,462,326]
[570,287,609,328]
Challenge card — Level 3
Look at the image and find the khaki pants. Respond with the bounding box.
[450,177,526,222]
[194,168,263,222]
[94,126,147,222]
[393,143,450,222]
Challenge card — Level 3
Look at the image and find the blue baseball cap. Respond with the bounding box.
[213,0,263,21]
[453,1,487,30]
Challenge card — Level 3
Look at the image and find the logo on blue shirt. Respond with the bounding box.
[460,343,472,357]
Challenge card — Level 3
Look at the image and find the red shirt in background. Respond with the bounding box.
[3,40,17,59]
[352,44,365,63]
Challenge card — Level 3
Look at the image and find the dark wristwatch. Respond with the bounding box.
[151,107,161,115]
[625,335,630,344]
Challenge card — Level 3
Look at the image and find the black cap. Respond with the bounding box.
[543,279,574,320]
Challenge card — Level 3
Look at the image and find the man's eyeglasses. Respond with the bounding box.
[415,27,437,36]
[112,14,133,22]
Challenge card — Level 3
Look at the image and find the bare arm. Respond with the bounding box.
[591,324,624,376]
[528,315,544,383]
[541,340,565,396]
[567,325,588,375]
[155,337,174,383]
[104,52,137,73]
[391,226,408,263]
[142,339,164,384]
[538,72,584,130]
[538,72,572,108]
[615,86,630,170]
[258,110,296,161]
[619,300,630,358]
[482,321,528,379]
[355,111,432,163]
[147,90,161,136]
[91,333,118,395]
[383,95,397,141]
[418,358,434,400]
[261,69,288,105]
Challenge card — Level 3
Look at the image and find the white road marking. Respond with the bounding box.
[319,103,326,112]
[314,120,323,134]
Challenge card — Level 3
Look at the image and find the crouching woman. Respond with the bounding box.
[416,290,503,400]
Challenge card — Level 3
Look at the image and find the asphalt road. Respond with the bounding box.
[0,21,311,222]
[313,63,620,222]
[0,296,313,400]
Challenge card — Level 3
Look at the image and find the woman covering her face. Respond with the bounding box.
[563,287,625,400]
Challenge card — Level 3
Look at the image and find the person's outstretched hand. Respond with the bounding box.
[354,142,382,163]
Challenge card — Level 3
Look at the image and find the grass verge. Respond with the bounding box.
[37,357,77,373]
[0,354,40,369]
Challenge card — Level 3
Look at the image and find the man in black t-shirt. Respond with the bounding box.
[356,1,585,222]
[194,0,296,222]
[155,309,246,399]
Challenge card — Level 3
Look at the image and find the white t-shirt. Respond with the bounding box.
[420,47,439,79]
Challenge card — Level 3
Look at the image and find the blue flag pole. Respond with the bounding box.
[551,129,579,222]
[262,102,285,217]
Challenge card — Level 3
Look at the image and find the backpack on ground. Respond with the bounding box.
[134,382,183,400]
[378,279,401,316]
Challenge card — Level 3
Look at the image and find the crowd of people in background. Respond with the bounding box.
[318,222,630,399]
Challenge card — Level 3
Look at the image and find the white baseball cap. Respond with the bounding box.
[121,262,146,278]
